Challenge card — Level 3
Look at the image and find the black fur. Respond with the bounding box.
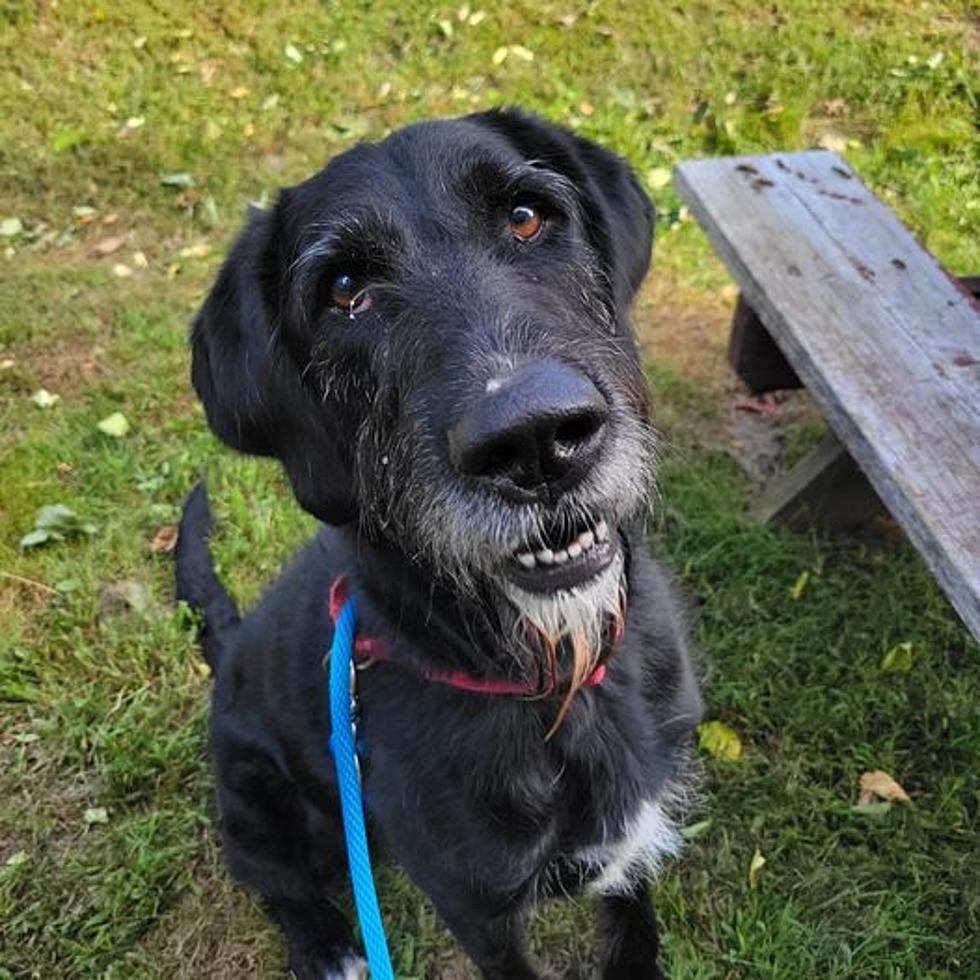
[177,109,702,979]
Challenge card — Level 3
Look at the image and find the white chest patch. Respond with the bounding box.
[576,799,683,896]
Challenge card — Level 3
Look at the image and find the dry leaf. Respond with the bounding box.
[748,848,766,889]
[858,770,911,806]
[647,167,671,190]
[150,525,179,554]
[90,234,127,257]
[816,131,848,153]
[491,46,509,65]
[112,263,132,278]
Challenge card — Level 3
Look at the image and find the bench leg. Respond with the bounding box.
[752,431,887,532]
[728,295,801,394]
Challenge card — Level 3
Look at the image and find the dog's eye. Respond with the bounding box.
[330,273,372,315]
[509,204,543,242]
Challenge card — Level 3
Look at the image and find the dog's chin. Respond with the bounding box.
[495,519,627,650]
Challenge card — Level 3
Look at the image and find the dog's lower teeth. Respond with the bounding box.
[553,549,569,564]
[578,530,594,550]
[536,548,554,565]
[596,520,609,541]
[567,542,583,559]
[517,552,536,568]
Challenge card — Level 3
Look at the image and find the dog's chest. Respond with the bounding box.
[570,797,681,895]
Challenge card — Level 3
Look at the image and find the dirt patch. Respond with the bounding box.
[137,858,281,979]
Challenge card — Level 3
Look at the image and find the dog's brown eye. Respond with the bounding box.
[509,204,542,242]
[330,273,371,314]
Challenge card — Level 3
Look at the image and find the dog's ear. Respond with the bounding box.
[190,197,357,524]
[472,108,654,309]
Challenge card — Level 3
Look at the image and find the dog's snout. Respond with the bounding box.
[448,359,608,493]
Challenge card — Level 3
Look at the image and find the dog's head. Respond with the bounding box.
[193,109,656,686]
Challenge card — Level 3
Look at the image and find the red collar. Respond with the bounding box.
[328,575,607,696]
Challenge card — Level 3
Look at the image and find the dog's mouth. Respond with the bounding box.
[502,517,619,594]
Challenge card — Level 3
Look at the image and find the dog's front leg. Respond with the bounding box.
[264,893,365,980]
[597,880,666,980]
[435,902,542,980]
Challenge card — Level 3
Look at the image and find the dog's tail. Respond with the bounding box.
[175,481,240,674]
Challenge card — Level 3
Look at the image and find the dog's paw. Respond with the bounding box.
[322,953,367,980]
[289,949,366,980]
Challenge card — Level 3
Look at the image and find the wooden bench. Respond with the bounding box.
[674,150,980,640]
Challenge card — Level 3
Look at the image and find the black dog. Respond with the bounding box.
[176,108,702,979]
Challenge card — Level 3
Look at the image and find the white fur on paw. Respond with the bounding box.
[323,953,367,980]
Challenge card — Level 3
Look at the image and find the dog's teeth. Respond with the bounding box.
[536,548,555,565]
[553,549,569,564]
[578,529,595,550]
[516,552,536,568]
[567,541,583,559]
[595,520,609,541]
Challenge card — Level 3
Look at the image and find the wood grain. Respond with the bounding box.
[675,150,980,639]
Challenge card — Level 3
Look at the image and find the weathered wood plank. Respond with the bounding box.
[675,150,980,639]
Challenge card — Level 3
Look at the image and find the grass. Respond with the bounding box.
[1,1,978,977]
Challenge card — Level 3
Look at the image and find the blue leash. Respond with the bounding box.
[328,595,395,980]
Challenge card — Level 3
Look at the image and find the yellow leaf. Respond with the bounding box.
[748,848,766,890]
[647,167,671,190]
[697,720,742,761]
[97,412,131,438]
[881,642,914,672]
[491,46,509,65]
[858,770,911,805]
[789,569,809,600]
[509,44,534,61]
[230,86,249,100]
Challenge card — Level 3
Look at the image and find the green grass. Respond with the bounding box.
[1,1,978,977]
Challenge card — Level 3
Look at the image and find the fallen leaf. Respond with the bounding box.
[680,818,713,840]
[112,263,132,278]
[733,393,779,417]
[468,11,486,26]
[509,44,534,61]
[97,412,131,437]
[0,217,23,237]
[20,504,97,549]
[1,358,15,369]
[881,641,914,672]
[926,51,944,70]
[437,18,453,38]
[491,46,509,65]
[124,116,145,131]
[179,242,212,260]
[578,100,594,116]
[90,234,127,257]
[859,770,911,805]
[284,42,304,63]
[789,569,809,600]
[132,250,149,269]
[83,807,109,825]
[697,720,742,761]
[724,90,737,106]
[748,848,766,889]
[160,172,194,189]
[229,85,249,100]
[32,388,60,408]
[150,524,179,554]
[5,850,28,867]
[647,167,672,190]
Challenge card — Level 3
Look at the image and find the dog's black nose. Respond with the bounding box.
[448,360,608,494]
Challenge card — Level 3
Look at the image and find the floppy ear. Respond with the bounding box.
[190,198,357,524]
[472,108,655,310]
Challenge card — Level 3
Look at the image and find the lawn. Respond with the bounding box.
[1,1,978,977]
